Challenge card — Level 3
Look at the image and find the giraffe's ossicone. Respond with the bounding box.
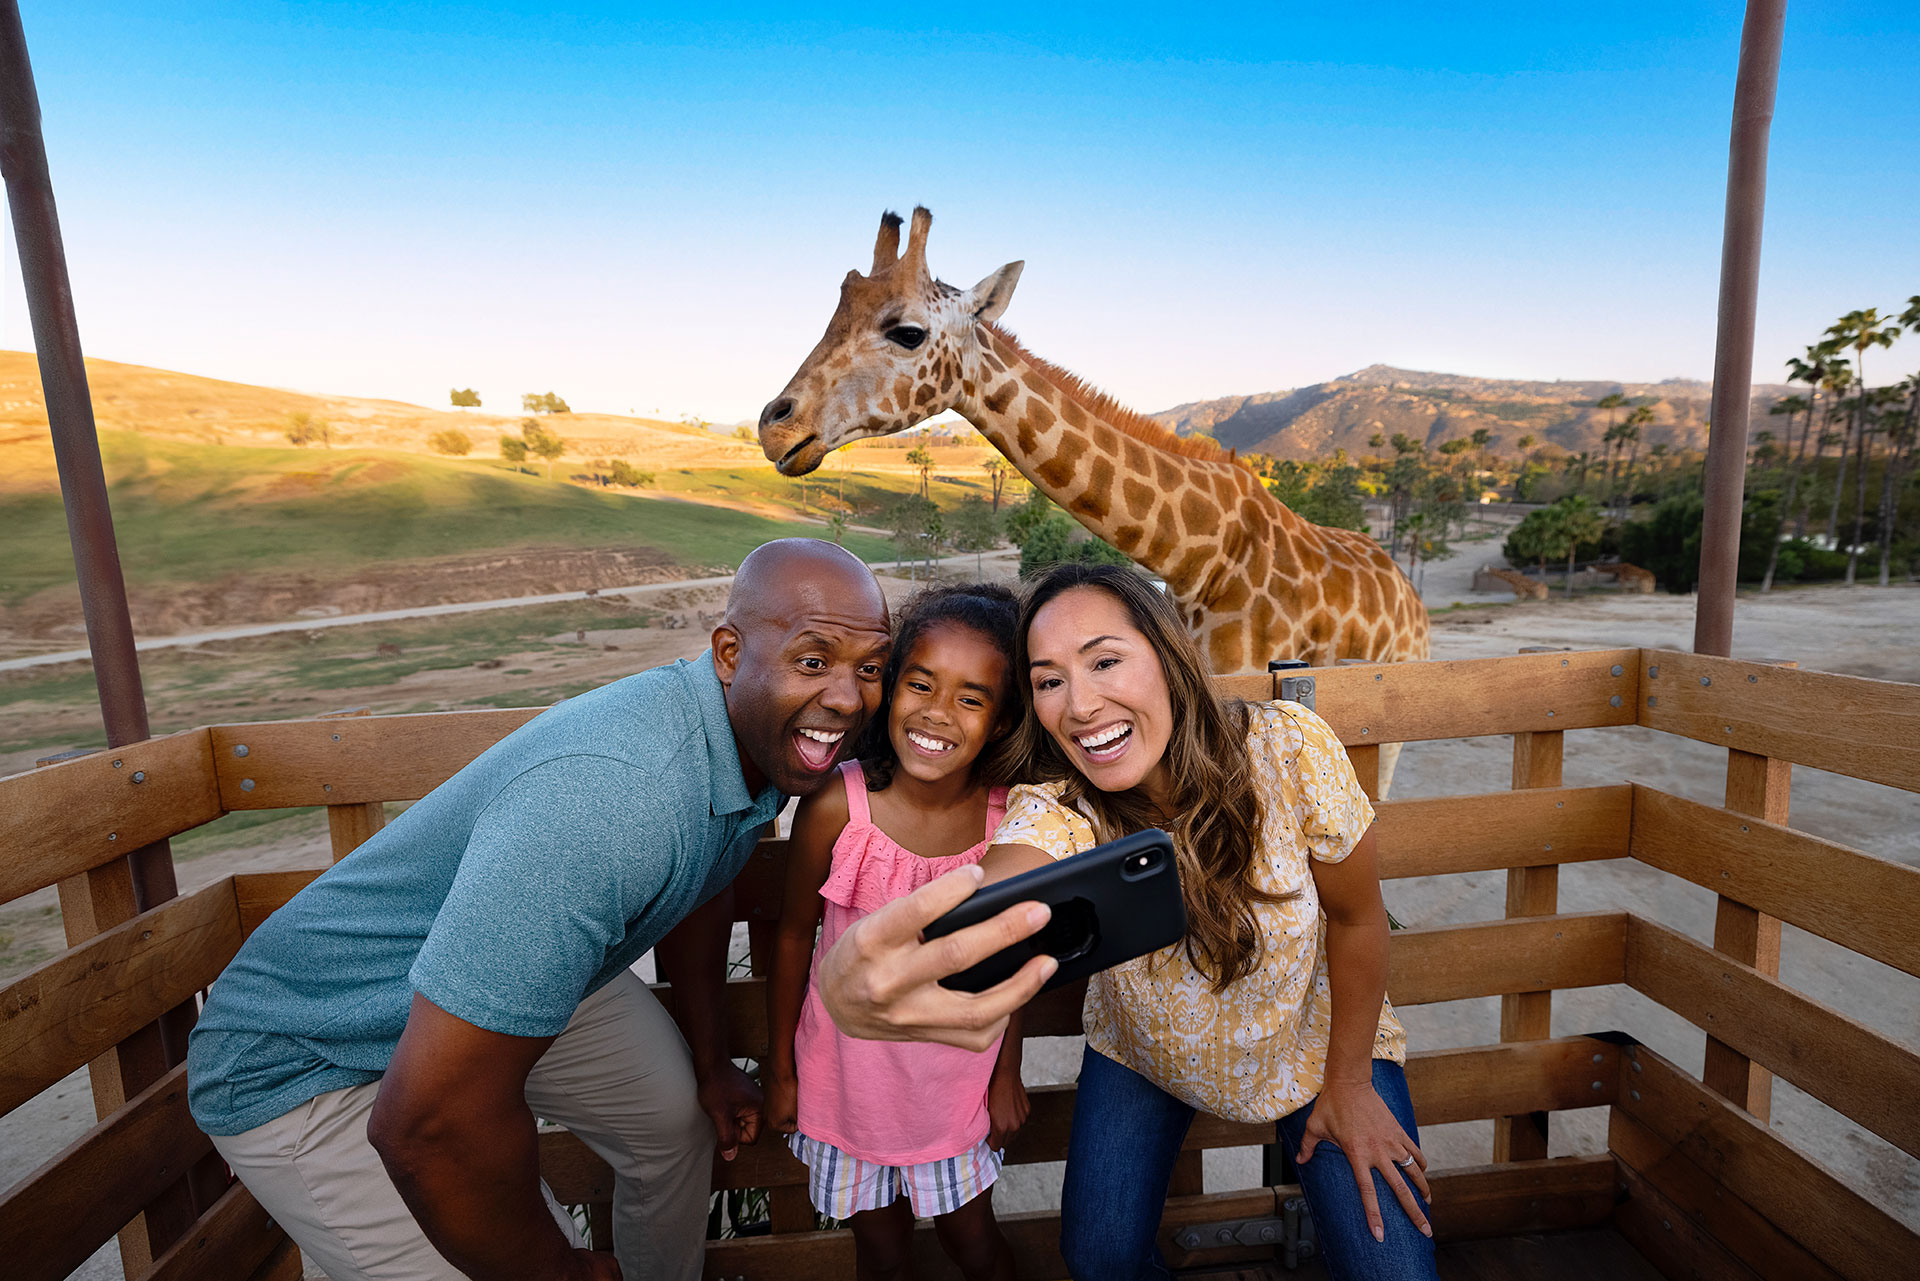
[758,207,1430,692]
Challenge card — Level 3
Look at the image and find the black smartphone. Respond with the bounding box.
[922,828,1186,993]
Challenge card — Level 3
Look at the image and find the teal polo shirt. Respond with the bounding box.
[187,654,782,1137]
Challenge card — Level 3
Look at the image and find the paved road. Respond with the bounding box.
[0,548,1018,673]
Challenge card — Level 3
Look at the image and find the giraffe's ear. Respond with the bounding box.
[965,261,1023,323]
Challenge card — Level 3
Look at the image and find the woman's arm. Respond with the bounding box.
[979,841,1051,885]
[764,787,845,1135]
[1302,826,1433,1241]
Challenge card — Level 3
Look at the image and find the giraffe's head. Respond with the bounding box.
[758,207,1022,476]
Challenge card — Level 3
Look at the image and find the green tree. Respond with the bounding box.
[521,391,571,414]
[450,388,481,409]
[1593,393,1627,499]
[982,456,1012,512]
[498,434,529,464]
[285,411,331,448]
[1503,508,1557,578]
[608,459,655,488]
[734,425,756,442]
[427,428,472,456]
[1004,490,1127,578]
[1614,405,1653,518]
[521,418,566,477]
[1544,496,1605,598]
[906,443,936,497]
[949,495,1001,572]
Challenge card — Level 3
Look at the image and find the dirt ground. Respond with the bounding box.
[6,547,1918,1278]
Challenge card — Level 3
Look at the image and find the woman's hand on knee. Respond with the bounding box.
[1296,1078,1432,1243]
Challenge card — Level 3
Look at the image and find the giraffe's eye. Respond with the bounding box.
[885,325,927,350]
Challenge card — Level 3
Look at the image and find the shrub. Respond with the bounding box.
[428,428,473,457]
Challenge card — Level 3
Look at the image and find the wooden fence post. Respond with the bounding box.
[318,708,388,862]
[1700,662,1795,1119]
[1494,648,1567,1162]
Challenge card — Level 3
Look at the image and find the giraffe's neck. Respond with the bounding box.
[956,324,1306,602]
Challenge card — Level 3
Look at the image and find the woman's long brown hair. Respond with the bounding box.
[1006,563,1289,989]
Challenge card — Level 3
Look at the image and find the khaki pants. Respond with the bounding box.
[211,971,714,1281]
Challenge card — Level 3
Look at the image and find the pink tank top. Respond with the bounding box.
[793,760,1009,1165]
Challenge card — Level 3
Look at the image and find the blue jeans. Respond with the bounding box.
[1059,1047,1438,1281]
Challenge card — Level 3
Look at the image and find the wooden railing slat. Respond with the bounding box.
[1623,916,1920,1160]
[0,880,242,1116]
[1615,1044,1918,1281]
[0,729,223,908]
[1298,648,1640,745]
[210,709,542,809]
[136,1180,285,1281]
[0,1062,212,1281]
[1637,650,1920,793]
[1628,785,1920,980]
[1388,912,1626,1006]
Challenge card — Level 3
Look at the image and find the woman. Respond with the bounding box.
[982,562,1436,1281]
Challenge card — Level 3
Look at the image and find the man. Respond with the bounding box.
[187,539,891,1281]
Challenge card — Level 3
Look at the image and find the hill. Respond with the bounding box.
[0,350,769,468]
[0,432,898,646]
[1152,364,1796,461]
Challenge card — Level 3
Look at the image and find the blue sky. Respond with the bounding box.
[2,2,1916,424]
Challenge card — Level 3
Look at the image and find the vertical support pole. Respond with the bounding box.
[1694,0,1787,656]
[1494,722,1563,1162]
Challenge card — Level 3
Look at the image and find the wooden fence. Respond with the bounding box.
[3,648,1917,1279]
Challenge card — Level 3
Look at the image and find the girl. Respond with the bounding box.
[985,562,1437,1281]
[766,583,1028,1281]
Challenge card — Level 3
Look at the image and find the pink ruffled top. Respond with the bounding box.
[792,760,1009,1164]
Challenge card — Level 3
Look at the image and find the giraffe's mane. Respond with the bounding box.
[980,322,1235,465]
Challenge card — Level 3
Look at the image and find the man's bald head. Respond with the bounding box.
[725,538,888,638]
[713,539,891,797]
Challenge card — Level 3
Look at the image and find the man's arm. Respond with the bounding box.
[369,994,617,1281]
[655,884,762,1160]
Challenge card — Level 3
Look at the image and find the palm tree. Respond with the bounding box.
[1616,405,1652,519]
[1593,393,1626,499]
[1821,361,1856,546]
[1826,309,1902,581]
[1761,394,1809,592]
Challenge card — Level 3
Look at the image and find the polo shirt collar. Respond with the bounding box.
[686,651,783,819]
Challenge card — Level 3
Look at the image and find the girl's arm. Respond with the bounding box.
[979,841,1050,885]
[1300,827,1432,1242]
[986,1005,1029,1149]
[764,786,847,1136]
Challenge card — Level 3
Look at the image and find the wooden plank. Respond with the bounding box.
[209,708,543,809]
[1628,785,1920,980]
[1389,913,1627,1006]
[732,789,1631,929]
[1623,916,1920,1160]
[1638,650,1920,793]
[1345,742,1381,799]
[243,1238,303,1281]
[0,880,242,1116]
[1609,1109,1841,1281]
[0,729,222,907]
[1496,727,1564,1163]
[327,803,388,861]
[1374,785,1630,879]
[544,1039,1622,1204]
[1413,1155,1617,1242]
[1616,1044,1918,1281]
[1613,1160,1763,1281]
[232,870,323,937]
[1290,648,1639,746]
[1213,672,1277,703]
[0,1062,213,1281]
[136,1181,284,1281]
[1409,1037,1618,1125]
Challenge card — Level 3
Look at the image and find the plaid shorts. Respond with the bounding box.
[788,1131,1003,1219]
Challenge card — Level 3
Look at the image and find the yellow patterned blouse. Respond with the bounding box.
[991,700,1406,1123]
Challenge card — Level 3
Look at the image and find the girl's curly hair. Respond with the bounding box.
[856,581,1020,791]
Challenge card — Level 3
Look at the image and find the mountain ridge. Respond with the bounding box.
[1151,364,1795,460]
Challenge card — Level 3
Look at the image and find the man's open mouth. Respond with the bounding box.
[794,725,845,771]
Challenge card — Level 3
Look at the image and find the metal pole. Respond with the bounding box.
[0,1,179,912]
[1694,0,1787,657]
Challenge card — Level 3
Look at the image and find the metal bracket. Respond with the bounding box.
[1269,659,1315,711]
[1174,1195,1317,1268]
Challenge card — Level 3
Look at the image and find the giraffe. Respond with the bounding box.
[758,208,1430,782]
